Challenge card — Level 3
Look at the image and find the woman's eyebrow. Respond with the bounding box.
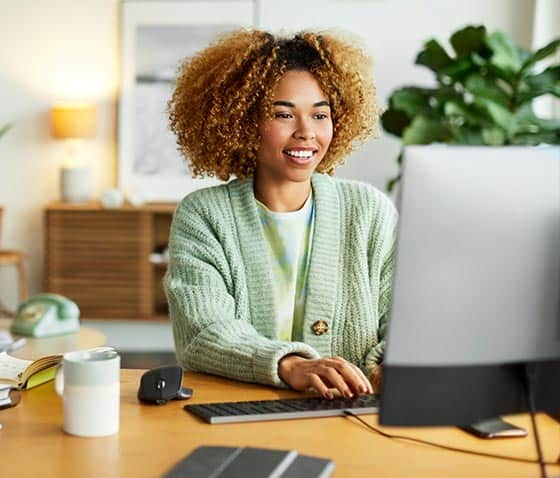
[273,100,331,108]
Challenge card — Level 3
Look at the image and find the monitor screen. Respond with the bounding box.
[380,145,560,426]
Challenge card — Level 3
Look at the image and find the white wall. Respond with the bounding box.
[0,0,119,308]
[0,0,536,308]
[258,0,535,184]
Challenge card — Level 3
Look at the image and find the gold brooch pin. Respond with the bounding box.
[312,320,329,336]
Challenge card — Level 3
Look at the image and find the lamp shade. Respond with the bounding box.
[51,102,96,139]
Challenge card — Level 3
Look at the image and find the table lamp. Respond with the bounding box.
[51,102,96,203]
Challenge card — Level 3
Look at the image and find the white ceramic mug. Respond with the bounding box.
[55,347,120,437]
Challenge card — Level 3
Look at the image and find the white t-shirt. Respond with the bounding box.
[256,193,315,341]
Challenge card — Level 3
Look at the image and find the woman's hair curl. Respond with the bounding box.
[169,29,379,180]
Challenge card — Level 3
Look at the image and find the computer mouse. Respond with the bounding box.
[137,365,193,405]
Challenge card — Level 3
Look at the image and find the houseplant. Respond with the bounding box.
[381,25,560,191]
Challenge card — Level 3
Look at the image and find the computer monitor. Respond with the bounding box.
[380,145,560,427]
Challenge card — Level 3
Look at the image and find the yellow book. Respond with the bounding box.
[0,351,63,390]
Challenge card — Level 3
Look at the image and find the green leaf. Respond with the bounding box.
[380,108,412,137]
[528,117,560,132]
[477,99,517,136]
[444,100,492,128]
[513,102,536,120]
[485,63,517,85]
[390,87,432,116]
[520,39,560,74]
[402,115,452,145]
[386,153,403,193]
[472,52,487,66]
[386,173,402,193]
[508,103,559,137]
[481,127,506,145]
[465,74,511,108]
[450,25,487,58]
[486,31,523,74]
[415,39,453,73]
[450,126,485,145]
[512,103,538,132]
[431,86,462,108]
[517,66,560,103]
[510,131,559,145]
[516,115,560,134]
[439,58,476,82]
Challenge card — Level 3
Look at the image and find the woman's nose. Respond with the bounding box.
[294,119,316,140]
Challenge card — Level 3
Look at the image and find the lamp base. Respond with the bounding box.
[61,166,92,203]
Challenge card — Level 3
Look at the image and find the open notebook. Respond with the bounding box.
[0,351,63,390]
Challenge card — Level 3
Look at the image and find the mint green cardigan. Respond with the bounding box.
[164,173,398,387]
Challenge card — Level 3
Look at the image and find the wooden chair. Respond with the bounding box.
[0,207,28,317]
[0,251,28,316]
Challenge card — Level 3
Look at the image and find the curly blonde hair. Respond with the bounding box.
[169,29,379,180]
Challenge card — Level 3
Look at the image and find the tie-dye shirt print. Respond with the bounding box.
[256,193,315,342]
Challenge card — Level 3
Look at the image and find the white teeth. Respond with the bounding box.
[285,150,314,158]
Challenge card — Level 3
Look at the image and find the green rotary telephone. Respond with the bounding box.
[10,293,80,338]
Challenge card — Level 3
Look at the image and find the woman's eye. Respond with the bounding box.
[274,112,292,119]
[314,113,329,120]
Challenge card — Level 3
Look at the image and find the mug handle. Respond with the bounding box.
[54,363,64,397]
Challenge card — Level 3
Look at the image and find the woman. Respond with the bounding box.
[165,30,397,399]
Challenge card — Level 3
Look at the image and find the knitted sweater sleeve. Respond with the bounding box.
[164,196,320,388]
[364,198,399,377]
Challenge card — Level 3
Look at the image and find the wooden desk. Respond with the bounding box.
[1,370,558,478]
[0,318,106,360]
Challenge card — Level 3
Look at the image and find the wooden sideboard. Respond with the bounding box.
[45,202,176,320]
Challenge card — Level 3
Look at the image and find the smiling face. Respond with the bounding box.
[255,70,333,188]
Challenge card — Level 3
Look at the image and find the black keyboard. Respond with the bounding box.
[184,394,379,424]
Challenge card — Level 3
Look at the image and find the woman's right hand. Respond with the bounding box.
[278,355,373,399]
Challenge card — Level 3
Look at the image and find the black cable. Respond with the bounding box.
[344,411,559,466]
[524,364,547,478]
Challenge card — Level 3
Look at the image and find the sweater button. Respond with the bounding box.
[312,320,329,336]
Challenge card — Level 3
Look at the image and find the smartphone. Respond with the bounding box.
[460,418,528,438]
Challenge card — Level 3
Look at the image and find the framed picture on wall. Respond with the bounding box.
[118,1,256,202]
